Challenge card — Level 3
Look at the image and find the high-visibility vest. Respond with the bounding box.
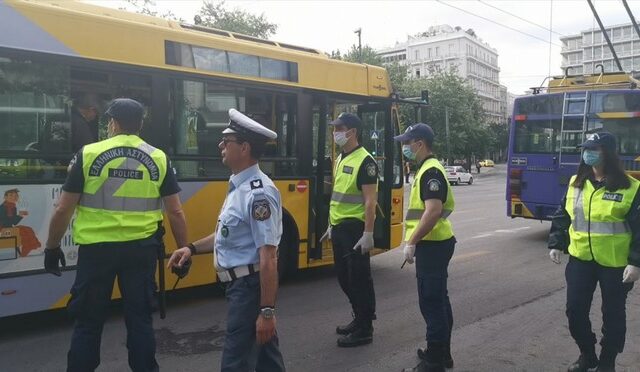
[565,175,640,268]
[329,146,377,225]
[404,157,455,242]
[73,134,168,244]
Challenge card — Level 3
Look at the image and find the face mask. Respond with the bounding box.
[334,130,350,147]
[582,149,601,166]
[402,144,417,160]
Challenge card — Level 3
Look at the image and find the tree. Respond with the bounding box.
[123,0,182,21]
[124,0,277,39]
[396,69,490,165]
[341,44,383,65]
[196,1,277,39]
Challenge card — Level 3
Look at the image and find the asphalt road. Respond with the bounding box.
[2,164,640,371]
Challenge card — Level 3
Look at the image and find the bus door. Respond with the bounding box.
[358,104,393,249]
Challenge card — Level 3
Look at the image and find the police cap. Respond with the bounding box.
[104,98,144,124]
[329,112,362,129]
[224,109,277,141]
[393,123,435,146]
[578,131,617,152]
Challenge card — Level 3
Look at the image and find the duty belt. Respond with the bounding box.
[217,264,260,283]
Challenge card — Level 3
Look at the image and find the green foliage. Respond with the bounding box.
[124,0,277,39]
[122,0,183,21]
[196,1,277,39]
[341,45,383,65]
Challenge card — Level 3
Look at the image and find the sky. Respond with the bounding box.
[90,0,640,94]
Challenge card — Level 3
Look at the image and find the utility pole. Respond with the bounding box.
[354,28,362,63]
[445,107,451,165]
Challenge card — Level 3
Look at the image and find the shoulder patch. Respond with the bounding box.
[250,179,263,190]
[366,163,377,177]
[428,179,441,192]
[252,199,271,221]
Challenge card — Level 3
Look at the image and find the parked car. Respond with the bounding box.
[444,166,473,185]
[479,159,495,167]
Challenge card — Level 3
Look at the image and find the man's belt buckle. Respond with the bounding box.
[217,264,258,283]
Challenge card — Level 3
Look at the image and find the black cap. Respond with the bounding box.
[578,131,616,152]
[393,123,435,145]
[104,98,144,124]
[329,112,362,129]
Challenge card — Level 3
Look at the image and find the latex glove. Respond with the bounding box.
[44,246,66,276]
[403,243,416,264]
[353,232,375,254]
[319,226,332,242]
[622,265,640,283]
[549,249,562,264]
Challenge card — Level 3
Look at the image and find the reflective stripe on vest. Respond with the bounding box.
[329,147,377,225]
[565,175,640,267]
[404,157,455,242]
[74,136,167,244]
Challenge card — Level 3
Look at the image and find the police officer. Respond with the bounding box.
[168,109,285,372]
[43,98,188,372]
[549,132,640,372]
[395,124,455,372]
[319,112,378,347]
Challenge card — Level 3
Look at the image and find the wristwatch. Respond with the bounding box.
[259,306,276,319]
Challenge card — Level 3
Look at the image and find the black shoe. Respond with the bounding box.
[337,326,373,347]
[568,353,598,372]
[417,348,453,369]
[336,319,358,335]
[596,348,617,372]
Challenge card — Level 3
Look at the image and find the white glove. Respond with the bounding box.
[353,232,375,254]
[549,249,562,264]
[622,265,640,283]
[319,226,332,242]
[403,243,416,264]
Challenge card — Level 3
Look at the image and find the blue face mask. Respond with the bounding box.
[402,144,416,160]
[582,149,601,166]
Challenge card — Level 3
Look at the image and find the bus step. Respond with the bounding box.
[565,97,587,101]
[560,162,581,166]
[561,130,584,133]
[562,113,584,117]
[561,146,579,149]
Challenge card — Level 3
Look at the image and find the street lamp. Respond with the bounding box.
[354,28,362,63]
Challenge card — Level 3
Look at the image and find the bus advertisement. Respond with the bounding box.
[507,74,640,221]
[0,0,406,318]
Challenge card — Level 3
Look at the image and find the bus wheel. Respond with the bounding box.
[468,177,473,185]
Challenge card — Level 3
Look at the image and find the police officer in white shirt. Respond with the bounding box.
[168,109,285,372]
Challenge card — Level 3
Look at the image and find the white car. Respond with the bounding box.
[444,166,473,185]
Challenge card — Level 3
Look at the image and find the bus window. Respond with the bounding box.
[171,80,298,178]
[590,91,640,113]
[0,58,71,180]
[587,118,640,155]
[514,119,563,153]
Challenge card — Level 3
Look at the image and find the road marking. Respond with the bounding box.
[452,250,490,261]
[467,226,531,240]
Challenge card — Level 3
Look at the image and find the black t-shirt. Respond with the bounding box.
[63,148,181,197]
[418,157,448,203]
[340,146,379,190]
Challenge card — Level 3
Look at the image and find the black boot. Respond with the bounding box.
[567,352,598,372]
[417,344,453,369]
[595,348,617,372]
[337,321,373,347]
[336,318,358,335]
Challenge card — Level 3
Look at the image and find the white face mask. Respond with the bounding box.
[334,130,350,147]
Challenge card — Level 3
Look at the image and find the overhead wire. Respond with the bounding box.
[435,0,562,47]
[477,0,566,37]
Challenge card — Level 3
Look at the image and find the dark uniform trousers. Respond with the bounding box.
[415,237,455,343]
[222,272,285,372]
[566,256,634,353]
[67,236,160,372]
[331,220,376,323]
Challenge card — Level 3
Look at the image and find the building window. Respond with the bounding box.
[415,50,420,60]
[435,47,440,57]
[415,69,421,78]
[594,31,602,44]
[428,48,432,58]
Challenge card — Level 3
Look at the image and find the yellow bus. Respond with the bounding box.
[0,0,405,317]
